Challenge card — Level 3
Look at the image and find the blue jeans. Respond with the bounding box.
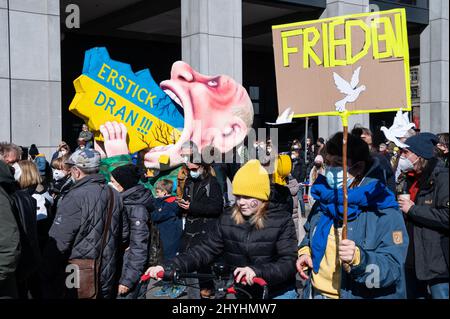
[310,287,333,299]
[273,289,298,299]
[429,281,449,299]
[297,187,306,216]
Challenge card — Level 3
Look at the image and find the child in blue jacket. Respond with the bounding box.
[151,179,184,298]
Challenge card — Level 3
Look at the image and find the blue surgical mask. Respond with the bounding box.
[325,166,354,189]
[190,170,201,179]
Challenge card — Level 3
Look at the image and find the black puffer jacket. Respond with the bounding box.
[166,207,298,298]
[119,184,153,290]
[406,158,449,281]
[180,174,223,250]
[46,174,124,299]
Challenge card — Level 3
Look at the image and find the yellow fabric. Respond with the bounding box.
[298,227,342,299]
[298,246,311,257]
[232,160,270,201]
[298,229,361,299]
[272,154,292,186]
[351,247,361,266]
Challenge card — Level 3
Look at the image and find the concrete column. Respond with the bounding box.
[0,0,61,159]
[318,0,370,140]
[420,0,449,133]
[181,0,242,83]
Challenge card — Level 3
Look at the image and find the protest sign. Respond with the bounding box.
[272,8,411,117]
[69,47,184,153]
[273,8,411,242]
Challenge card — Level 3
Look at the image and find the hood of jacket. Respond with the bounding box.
[360,156,386,187]
[121,184,153,209]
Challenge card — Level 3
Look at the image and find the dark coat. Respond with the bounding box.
[269,183,293,214]
[151,196,183,261]
[291,157,306,183]
[370,154,396,193]
[119,184,153,290]
[0,162,20,298]
[10,188,41,283]
[165,206,298,298]
[45,174,124,299]
[180,174,223,250]
[406,158,449,281]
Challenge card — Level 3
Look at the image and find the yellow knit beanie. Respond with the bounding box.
[232,160,270,201]
[272,154,292,186]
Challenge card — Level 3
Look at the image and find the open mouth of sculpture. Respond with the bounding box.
[142,81,194,166]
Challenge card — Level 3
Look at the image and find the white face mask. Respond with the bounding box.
[12,163,22,181]
[60,150,68,156]
[190,170,201,179]
[52,169,66,181]
[398,156,415,173]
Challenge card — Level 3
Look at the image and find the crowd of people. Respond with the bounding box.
[0,121,448,300]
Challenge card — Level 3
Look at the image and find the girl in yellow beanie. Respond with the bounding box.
[145,159,299,299]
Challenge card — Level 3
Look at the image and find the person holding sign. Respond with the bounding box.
[296,132,408,299]
[397,133,449,299]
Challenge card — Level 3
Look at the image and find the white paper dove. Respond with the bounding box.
[266,107,294,125]
[333,66,366,112]
[381,109,415,148]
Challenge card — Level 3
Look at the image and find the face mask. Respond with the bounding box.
[108,182,120,192]
[190,170,201,179]
[325,166,354,189]
[60,150,67,156]
[314,162,322,168]
[398,156,415,173]
[12,163,22,181]
[52,169,66,181]
[291,154,297,160]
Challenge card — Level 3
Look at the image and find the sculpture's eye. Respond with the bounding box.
[207,80,218,87]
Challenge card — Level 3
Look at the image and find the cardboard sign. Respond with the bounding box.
[272,9,411,117]
[69,47,184,153]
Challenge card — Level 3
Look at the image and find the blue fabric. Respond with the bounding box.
[34,156,47,175]
[272,289,298,299]
[310,174,399,273]
[429,281,449,299]
[151,197,183,260]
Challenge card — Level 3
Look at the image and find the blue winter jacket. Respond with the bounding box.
[151,196,183,261]
[299,157,409,299]
[34,154,47,176]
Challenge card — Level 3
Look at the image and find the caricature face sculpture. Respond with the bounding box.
[69,48,254,170]
[144,61,253,169]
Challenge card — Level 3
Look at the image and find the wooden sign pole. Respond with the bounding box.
[341,112,349,239]
[341,112,351,273]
